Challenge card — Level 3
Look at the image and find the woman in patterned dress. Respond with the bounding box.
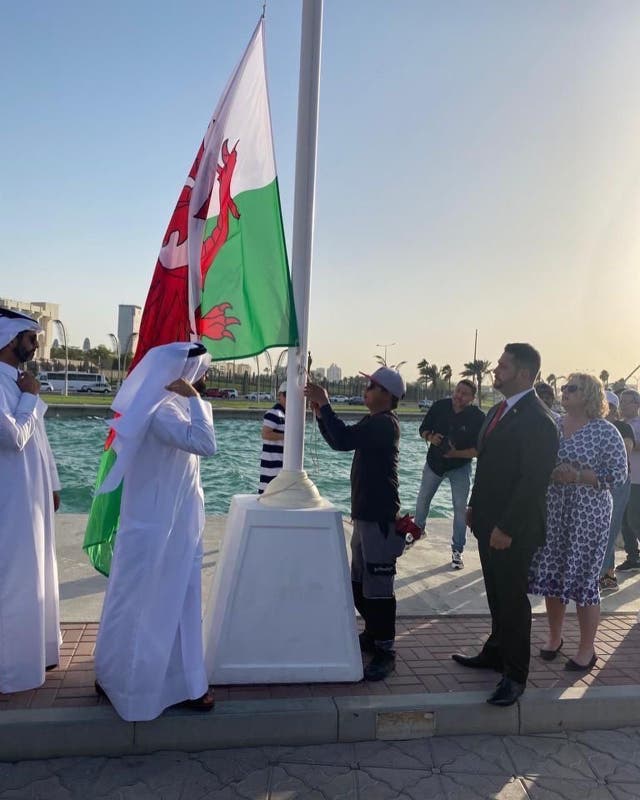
[529,374,628,671]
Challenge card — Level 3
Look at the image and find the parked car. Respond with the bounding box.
[348,396,364,405]
[77,382,111,394]
[204,387,225,398]
[220,388,238,399]
[418,399,432,410]
[39,380,54,393]
[330,395,349,403]
[247,392,273,401]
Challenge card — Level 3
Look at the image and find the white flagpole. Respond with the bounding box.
[261,0,324,507]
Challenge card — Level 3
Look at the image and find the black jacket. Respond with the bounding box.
[469,391,558,547]
[317,406,400,523]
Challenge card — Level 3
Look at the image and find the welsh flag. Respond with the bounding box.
[84,19,297,576]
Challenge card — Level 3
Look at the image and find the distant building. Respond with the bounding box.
[327,362,342,383]
[82,337,91,352]
[117,304,142,355]
[313,367,326,379]
[0,297,59,359]
[235,363,251,376]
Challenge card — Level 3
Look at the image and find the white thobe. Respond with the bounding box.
[95,395,216,721]
[0,363,61,693]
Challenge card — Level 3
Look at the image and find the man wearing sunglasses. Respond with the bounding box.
[305,366,405,682]
[451,343,558,707]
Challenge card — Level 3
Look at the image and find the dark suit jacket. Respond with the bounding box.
[469,390,559,548]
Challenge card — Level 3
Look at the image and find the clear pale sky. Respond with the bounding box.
[2,1,640,383]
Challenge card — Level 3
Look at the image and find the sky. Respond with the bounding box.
[2,0,640,384]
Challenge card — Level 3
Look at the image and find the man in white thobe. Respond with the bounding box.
[0,309,61,694]
[94,342,217,721]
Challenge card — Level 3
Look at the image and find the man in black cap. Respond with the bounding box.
[305,366,406,681]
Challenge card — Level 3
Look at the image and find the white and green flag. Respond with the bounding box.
[84,19,297,575]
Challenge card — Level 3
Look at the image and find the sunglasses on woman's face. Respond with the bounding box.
[561,384,580,393]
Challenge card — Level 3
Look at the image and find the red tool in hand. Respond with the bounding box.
[395,514,424,545]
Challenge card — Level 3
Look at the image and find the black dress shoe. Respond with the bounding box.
[486,677,525,707]
[451,652,502,671]
[564,652,597,672]
[363,649,396,681]
[539,638,563,662]
[359,630,376,654]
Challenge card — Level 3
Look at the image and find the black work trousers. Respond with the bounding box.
[477,534,537,685]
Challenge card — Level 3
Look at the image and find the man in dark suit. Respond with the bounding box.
[452,343,558,706]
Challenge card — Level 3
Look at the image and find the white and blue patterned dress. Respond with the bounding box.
[529,418,628,606]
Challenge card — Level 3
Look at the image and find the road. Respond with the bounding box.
[1,727,639,798]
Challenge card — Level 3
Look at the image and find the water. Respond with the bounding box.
[45,416,455,518]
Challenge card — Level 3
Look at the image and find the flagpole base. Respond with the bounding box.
[259,469,328,509]
[203,494,362,684]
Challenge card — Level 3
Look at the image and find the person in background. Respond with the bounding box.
[414,380,485,569]
[600,391,634,592]
[0,308,62,694]
[258,382,286,494]
[530,375,627,672]
[305,366,405,682]
[535,382,561,421]
[616,389,640,573]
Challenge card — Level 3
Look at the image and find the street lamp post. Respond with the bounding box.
[53,319,69,396]
[376,341,396,366]
[262,350,273,398]
[122,332,138,375]
[108,333,121,388]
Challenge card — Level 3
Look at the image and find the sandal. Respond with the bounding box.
[174,690,215,712]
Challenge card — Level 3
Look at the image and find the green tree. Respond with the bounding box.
[417,359,430,396]
[440,364,452,393]
[546,373,557,394]
[461,359,492,408]
[425,363,440,397]
[375,354,407,371]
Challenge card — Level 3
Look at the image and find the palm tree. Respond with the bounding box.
[375,354,407,371]
[599,370,610,388]
[425,363,440,397]
[440,364,452,394]
[417,359,429,394]
[461,359,492,408]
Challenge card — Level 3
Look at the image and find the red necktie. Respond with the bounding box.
[485,400,507,438]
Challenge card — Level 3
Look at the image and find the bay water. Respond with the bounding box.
[45,416,455,519]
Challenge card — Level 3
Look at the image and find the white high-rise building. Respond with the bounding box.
[313,367,326,379]
[0,297,60,359]
[117,305,142,355]
[327,362,342,383]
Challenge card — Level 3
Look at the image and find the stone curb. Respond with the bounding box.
[2,686,640,761]
[5,686,640,761]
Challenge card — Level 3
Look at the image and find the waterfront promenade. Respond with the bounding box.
[1,515,640,760]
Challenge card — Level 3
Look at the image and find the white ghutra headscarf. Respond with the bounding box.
[0,309,42,350]
[98,342,211,494]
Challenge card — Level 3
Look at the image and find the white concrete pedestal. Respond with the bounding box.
[203,495,363,684]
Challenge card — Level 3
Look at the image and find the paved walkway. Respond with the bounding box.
[2,728,640,798]
[2,613,638,711]
[55,515,640,622]
[2,514,639,762]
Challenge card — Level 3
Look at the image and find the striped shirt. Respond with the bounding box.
[258,403,285,493]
